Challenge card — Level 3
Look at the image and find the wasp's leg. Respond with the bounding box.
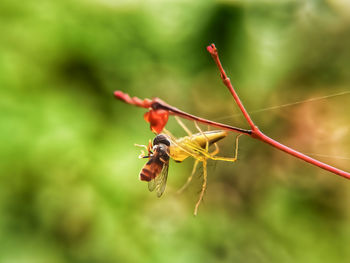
[177,159,199,194]
[175,116,192,136]
[163,128,196,159]
[208,134,241,162]
[163,128,178,142]
[194,121,209,152]
[194,159,207,216]
[210,143,219,156]
[163,128,174,137]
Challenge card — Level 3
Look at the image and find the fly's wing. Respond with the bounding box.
[147,161,163,192]
[148,178,156,192]
[155,161,169,197]
[145,159,163,192]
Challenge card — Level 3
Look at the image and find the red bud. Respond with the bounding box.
[144,109,169,134]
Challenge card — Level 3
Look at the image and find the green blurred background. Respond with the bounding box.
[1,0,350,262]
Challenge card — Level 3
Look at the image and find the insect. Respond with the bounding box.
[136,117,241,215]
[138,134,171,197]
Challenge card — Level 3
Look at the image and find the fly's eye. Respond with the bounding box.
[157,144,170,159]
[157,144,167,152]
[153,134,170,146]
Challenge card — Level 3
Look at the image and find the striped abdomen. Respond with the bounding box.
[140,158,163,182]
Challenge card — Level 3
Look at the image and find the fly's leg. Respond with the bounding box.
[194,159,207,216]
[137,150,146,159]
[177,160,199,194]
[175,116,192,136]
[134,144,148,154]
[208,134,241,162]
[135,140,152,158]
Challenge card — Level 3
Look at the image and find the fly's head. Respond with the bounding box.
[152,134,170,163]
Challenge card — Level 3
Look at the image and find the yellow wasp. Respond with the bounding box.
[137,117,240,215]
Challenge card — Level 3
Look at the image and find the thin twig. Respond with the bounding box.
[114,92,252,135]
[114,44,350,180]
[206,43,350,180]
[207,44,256,130]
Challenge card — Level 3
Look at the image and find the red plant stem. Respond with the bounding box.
[253,130,350,179]
[207,43,350,180]
[114,44,350,180]
[152,100,252,135]
[114,91,251,135]
[207,44,256,130]
[116,89,350,179]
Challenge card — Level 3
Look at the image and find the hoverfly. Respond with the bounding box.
[138,134,171,197]
[137,117,241,215]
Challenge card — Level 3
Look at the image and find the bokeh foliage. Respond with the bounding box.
[1,0,350,262]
